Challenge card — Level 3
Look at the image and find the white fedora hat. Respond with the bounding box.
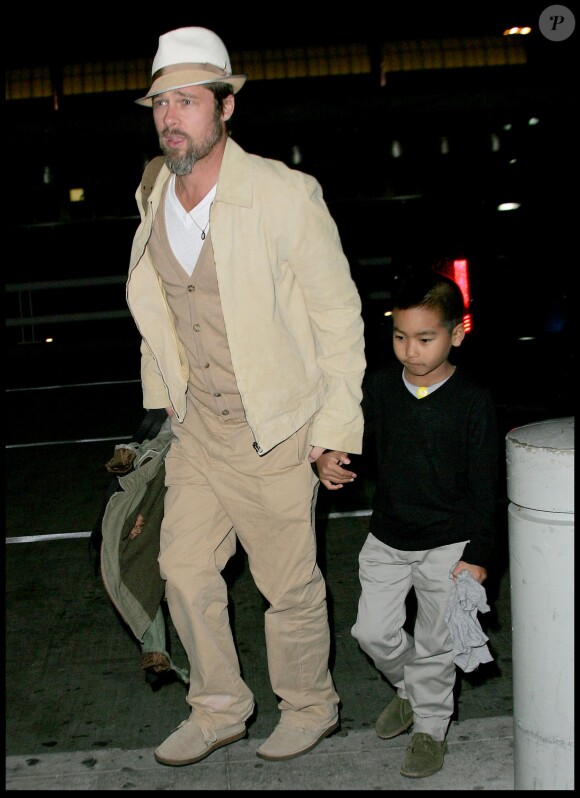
[135,26,246,107]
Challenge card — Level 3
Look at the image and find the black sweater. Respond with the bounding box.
[362,362,499,567]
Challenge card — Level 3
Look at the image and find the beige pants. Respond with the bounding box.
[159,397,339,731]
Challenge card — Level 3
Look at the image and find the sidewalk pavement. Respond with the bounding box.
[6,505,515,792]
[6,716,514,790]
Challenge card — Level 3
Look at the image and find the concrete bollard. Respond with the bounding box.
[506,417,574,791]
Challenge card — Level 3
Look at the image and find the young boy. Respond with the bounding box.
[350,268,499,778]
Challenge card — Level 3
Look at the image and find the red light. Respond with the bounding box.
[451,259,470,308]
[434,258,472,333]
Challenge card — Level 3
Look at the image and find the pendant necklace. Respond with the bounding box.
[177,177,212,239]
[189,209,211,240]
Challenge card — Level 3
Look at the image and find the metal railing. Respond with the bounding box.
[6,275,129,343]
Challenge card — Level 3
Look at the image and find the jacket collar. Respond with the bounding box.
[215,138,253,209]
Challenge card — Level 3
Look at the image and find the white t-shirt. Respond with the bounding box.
[165,174,217,276]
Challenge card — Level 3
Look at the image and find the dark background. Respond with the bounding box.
[4,5,549,65]
[6,3,576,422]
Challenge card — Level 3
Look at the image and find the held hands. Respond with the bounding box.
[309,447,357,491]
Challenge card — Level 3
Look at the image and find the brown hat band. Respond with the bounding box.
[135,61,246,106]
[151,62,230,81]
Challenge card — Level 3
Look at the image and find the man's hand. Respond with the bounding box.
[310,448,357,491]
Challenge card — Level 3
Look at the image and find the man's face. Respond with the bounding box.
[152,86,227,175]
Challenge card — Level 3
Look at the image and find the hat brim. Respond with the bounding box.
[135,69,247,106]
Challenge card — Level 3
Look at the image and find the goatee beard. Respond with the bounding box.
[164,150,197,177]
[161,123,224,176]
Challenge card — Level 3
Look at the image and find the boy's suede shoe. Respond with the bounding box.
[154,719,246,766]
[400,732,447,778]
[375,695,414,739]
[256,719,340,761]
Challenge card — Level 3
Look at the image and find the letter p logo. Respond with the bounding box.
[539,5,576,40]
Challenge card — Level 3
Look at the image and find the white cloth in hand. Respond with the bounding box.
[445,569,494,673]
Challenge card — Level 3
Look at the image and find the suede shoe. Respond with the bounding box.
[141,651,171,674]
[400,732,447,778]
[256,719,340,761]
[154,718,246,766]
[375,695,414,739]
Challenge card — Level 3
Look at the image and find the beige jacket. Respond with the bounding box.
[127,138,365,455]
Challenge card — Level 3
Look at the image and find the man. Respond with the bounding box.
[127,26,365,766]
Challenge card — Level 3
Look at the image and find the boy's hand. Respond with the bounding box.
[452,561,487,584]
[311,449,357,491]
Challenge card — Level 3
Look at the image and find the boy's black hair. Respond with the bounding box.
[393,268,466,332]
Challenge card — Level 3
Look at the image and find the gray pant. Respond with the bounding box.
[351,533,466,740]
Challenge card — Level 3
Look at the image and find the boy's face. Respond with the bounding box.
[392,305,465,385]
